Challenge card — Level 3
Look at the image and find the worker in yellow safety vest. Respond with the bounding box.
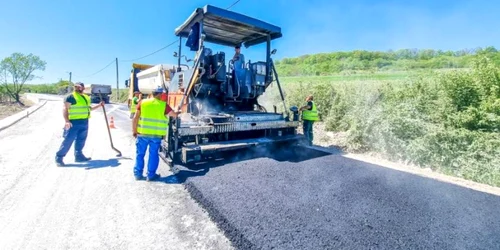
[132,87,179,181]
[299,95,319,146]
[55,82,104,166]
[130,91,141,119]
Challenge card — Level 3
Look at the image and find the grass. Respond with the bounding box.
[264,57,500,187]
[110,88,129,103]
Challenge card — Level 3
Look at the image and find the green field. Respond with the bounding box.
[265,57,500,187]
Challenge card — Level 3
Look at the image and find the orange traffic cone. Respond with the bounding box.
[109,116,116,129]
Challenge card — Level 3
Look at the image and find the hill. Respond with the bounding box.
[274,46,500,76]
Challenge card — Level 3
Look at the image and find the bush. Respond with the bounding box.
[273,55,500,187]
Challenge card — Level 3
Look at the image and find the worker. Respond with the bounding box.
[132,87,179,181]
[130,91,141,119]
[160,91,168,102]
[55,82,104,166]
[299,95,319,146]
[232,45,245,69]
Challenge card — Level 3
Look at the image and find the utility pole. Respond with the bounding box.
[115,58,119,102]
[67,72,72,93]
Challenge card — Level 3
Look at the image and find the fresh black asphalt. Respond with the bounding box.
[168,146,500,250]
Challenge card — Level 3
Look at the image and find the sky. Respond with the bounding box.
[1,0,499,86]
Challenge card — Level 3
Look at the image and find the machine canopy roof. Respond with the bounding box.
[175,5,282,48]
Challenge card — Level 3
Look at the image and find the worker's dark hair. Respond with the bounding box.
[307,95,313,101]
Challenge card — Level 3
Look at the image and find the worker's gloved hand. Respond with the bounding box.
[64,121,72,130]
[133,132,137,138]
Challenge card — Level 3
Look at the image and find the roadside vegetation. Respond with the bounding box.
[110,88,129,103]
[268,47,500,187]
[275,46,500,76]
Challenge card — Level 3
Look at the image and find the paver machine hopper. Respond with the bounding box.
[160,5,306,167]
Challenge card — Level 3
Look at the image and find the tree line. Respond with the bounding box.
[274,46,500,76]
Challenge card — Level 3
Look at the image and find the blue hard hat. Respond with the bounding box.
[152,86,164,93]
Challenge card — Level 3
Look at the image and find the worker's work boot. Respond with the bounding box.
[55,157,65,167]
[146,174,161,182]
[75,155,91,162]
[134,175,145,181]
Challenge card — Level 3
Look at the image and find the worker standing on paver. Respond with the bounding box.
[130,91,141,119]
[232,45,245,69]
[132,87,178,181]
[55,82,104,166]
[299,95,319,146]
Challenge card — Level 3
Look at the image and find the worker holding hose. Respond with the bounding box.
[132,87,179,181]
[55,82,104,166]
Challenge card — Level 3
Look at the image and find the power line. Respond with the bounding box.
[120,0,242,63]
[73,59,115,78]
[120,40,178,63]
[70,1,243,79]
[226,0,241,9]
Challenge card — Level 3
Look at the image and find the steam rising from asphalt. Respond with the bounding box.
[257,94,275,112]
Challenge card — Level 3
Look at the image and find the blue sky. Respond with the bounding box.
[1,0,499,86]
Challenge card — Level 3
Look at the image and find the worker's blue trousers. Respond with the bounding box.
[55,119,89,159]
[133,135,162,178]
[303,120,314,146]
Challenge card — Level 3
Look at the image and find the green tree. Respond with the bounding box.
[0,52,47,105]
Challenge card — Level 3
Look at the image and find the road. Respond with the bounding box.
[0,96,232,250]
[1,94,500,250]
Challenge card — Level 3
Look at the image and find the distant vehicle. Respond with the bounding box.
[86,84,112,103]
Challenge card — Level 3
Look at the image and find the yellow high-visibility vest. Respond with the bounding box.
[130,97,138,113]
[68,92,91,120]
[137,98,168,136]
[302,101,319,121]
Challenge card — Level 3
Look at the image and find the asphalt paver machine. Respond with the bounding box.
[160,5,306,167]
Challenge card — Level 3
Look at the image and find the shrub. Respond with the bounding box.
[272,55,500,187]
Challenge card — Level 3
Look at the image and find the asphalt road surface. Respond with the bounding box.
[1,95,500,250]
[176,147,500,249]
